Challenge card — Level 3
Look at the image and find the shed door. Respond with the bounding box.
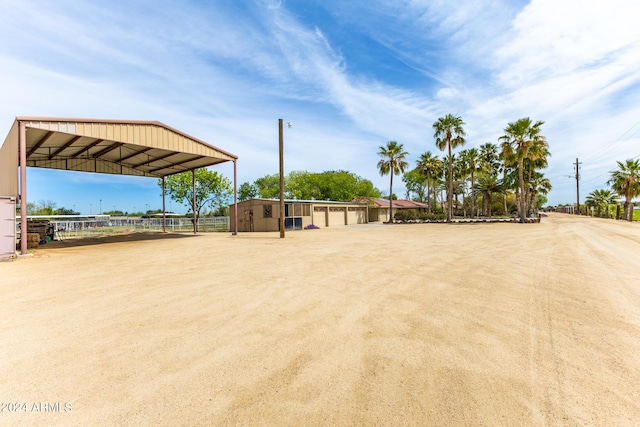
[0,197,16,258]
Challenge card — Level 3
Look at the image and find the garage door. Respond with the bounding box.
[313,207,327,227]
[347,207,366,224]
[328,207,345,226]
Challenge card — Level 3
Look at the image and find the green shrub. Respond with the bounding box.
[394,209,417,221]
[417,211,446,221]
[394,209,446,222]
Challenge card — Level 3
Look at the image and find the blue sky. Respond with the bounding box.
[1,0,639,214]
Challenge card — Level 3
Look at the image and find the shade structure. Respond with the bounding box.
[0,117,239,255]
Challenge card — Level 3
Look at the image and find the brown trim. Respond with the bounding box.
[27,131,54,156]
[19,122,27,255]
[92,142,124,158]
[130,151,177,168]
[48,135,81,159]
[70,139,104,158]
[117,146,152,162]
[147,155,206,173]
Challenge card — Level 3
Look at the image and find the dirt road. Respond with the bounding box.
[1,213,639,426]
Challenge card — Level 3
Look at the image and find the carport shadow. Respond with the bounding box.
[35,231,198,250]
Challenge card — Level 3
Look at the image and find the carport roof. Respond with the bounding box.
[9,117,237,178]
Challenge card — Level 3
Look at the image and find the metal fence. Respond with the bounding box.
[49,216,229,238]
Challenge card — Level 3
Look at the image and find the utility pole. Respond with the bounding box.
[279,119,285,238]
[574,158,582,215]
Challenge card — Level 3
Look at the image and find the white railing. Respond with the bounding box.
[41,216,229,238]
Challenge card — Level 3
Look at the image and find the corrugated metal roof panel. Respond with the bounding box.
[9,117,237,178]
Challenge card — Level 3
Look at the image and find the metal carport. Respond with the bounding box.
[0,117,238,256]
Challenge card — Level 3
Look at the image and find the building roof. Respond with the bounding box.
[3,117,237,182]
[240,198,366,205]
[364,198,429,208]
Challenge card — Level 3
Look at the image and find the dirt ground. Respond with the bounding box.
[1,213,640,426]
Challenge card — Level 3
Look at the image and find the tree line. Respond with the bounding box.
[378,115,551,223]
[159,115,554,224]
[238,170,381,202]
[585,159,640,221]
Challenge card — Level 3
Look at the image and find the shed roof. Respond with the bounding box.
[366,198,429,208]
[243,198,366,205]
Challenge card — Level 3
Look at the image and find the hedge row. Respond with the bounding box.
[393,209,447,222]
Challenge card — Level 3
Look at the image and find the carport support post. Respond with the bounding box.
[233,160,237,235]
[162,177,166,233]
[19,121,27,255]
[192,169,197,234]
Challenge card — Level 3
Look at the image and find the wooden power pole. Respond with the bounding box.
[575,158,582,215]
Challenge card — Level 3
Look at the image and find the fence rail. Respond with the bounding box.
[23,217,230,239]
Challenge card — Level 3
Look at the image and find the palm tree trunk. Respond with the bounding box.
[526,163,533,217]
[447,143,453,222]
[518,160,526,223]
[470,172,475,218]
[503,170,508,216]
[427,173,431,214]
[503,194,507,216]
[389,173,394,223]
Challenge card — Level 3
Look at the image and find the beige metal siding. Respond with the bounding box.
[0,197,16,258]
[0,121,18,197]
[24,119,236,161]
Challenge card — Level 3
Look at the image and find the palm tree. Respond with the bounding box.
[474,174,503,217]
[459,148,480,218]
[499,117,546,223]
[601,189,619,219]
[529,173,552,214]
[479,142,500,177]
[586,189,606,217]
[415,151,441,213]
[499,153,517,216]
[433,114,466,222]
[608,159,640,221]
[377,141,409,223]
[480,142,507,215]
[523,139,551,216]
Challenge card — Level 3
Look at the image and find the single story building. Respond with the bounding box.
[230,198,368,232]
[230,198,431,231]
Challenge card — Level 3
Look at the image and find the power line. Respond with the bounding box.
[583,120,640,163]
